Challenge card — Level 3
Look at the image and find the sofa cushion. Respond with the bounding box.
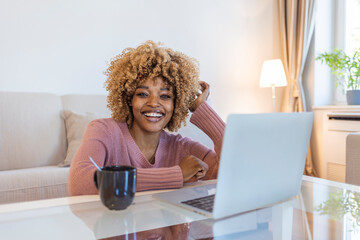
[59,111,107,167]
[60,94,111,167]
[0,92,67,171]
[0,166,69,204]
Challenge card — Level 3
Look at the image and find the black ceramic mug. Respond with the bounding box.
[94,165,137,210]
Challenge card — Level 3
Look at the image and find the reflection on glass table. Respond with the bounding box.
[1,176,360,239]
[315,188,360,239]
[104,196,309,240]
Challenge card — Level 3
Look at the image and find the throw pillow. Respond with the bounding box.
[58,111,108,167]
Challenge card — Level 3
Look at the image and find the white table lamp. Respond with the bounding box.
[259,59,287,112]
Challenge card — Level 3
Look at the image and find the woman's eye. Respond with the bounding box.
[160,94,172,100]
[136,92,148,97]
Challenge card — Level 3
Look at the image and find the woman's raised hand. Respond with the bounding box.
[179,155,209,182]
[190,81,210,112]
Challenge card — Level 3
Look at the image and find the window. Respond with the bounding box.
[345,0,360,54]
[333,0,360,104]
[301,0,359,107]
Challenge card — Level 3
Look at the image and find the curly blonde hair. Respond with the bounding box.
[105,41,200,132]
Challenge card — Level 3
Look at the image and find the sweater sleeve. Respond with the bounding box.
[136,166,184,191]
[68,120,110,196]
[189,102,225,179]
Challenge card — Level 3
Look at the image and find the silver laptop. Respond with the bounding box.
[153,112,313,219]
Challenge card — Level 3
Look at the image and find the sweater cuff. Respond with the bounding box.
[136,166,184,191]
[190,102,225,142]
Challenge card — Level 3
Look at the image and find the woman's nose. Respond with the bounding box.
[147,95,160,107]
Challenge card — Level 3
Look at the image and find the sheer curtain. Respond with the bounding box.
[278,0,317,176]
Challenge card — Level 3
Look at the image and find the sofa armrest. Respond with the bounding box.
[346,132,360,185]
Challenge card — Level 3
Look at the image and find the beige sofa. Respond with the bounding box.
[0,92,111,204]
[0,91,213,204]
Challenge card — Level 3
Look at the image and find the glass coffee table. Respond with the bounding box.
[1,176,360,239]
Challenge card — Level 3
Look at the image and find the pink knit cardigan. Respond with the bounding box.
[68,102,225,195]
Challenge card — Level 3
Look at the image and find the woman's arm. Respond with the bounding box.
[68,120,110,196]
[136,166,183,191]
[179,81,225,181]
[188,102,225,180]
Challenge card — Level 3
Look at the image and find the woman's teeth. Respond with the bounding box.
[144,112,163,117]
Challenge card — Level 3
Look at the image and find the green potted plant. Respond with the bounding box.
[316,48,360,105]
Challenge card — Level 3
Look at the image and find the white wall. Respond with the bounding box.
[0,0,281,120]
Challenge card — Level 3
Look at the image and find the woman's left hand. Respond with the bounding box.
[190,81,210,112]
[179,155,209,182]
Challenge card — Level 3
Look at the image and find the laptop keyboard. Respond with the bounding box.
[181,194,215,212]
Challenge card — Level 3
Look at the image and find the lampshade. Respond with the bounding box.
[259,59,287,87]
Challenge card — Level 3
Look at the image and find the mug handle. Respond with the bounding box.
[93,171,99,190]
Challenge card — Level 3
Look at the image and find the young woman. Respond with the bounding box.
[68,41,225,195]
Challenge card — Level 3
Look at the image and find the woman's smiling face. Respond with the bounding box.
[130,76,174,134]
